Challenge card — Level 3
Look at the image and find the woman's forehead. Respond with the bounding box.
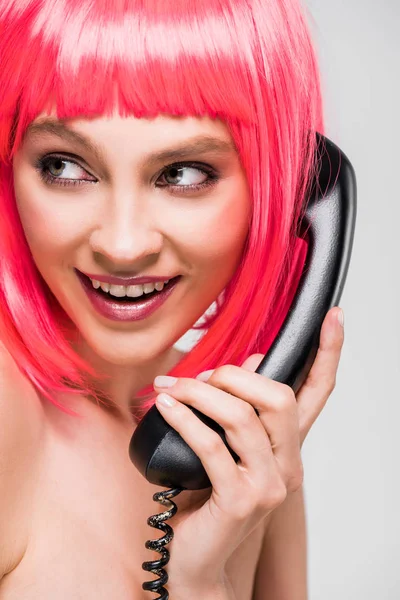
[20,111,239,171]
[25,112,236,151]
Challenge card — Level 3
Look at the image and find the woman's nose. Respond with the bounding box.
[88,196,164,267]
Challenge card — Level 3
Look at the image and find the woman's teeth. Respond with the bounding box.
[89,278,170,299]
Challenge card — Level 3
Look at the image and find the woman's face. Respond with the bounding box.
[12,111,250,367]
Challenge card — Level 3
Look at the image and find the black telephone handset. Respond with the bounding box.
[129,134,357,492]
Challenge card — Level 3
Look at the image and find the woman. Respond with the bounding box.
[0,0,345,598]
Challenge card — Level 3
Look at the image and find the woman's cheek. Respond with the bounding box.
[13,175,92,256]
[203,185,250,262]
[175,196,249,283]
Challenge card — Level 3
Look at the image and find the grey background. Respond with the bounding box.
[304,1,399,598]
[175,1,400,597]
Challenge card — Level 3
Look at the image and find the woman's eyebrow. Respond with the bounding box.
[25,119,237,165]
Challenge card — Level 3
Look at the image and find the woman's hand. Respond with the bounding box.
[152,307,344,596]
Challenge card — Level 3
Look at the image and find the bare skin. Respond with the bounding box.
[1,112,261,598]
[0,302,345,600]
[2,111,344,598]
[0,346,265,600]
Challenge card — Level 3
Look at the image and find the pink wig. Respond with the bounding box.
[0,0,324,416]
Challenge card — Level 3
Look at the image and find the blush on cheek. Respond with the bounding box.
[14,178,90,253]
[192,227,248,294]
[190,188,249,248]
[208,209,249,256]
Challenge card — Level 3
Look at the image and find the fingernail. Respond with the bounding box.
[154,375,178,388]
[337,308,344,327]
[156,393,176,407]
[196,369,214,382]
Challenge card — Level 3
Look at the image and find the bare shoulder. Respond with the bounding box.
[0,338,45,434]
[0,340,46,580]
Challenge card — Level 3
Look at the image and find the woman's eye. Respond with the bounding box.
[36,156,96,186]
[156,163,219,193]
[47,158,84,179]
[158,165,208,187]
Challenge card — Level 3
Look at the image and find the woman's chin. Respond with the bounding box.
[71,333,181,371]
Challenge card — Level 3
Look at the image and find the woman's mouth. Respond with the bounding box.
[75,270,182,322]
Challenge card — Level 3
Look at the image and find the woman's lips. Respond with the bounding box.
[76,271,182,322]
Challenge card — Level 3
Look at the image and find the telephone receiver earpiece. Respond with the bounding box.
[129,133,357,491]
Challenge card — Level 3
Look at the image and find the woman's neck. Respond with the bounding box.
[82,346,186,425]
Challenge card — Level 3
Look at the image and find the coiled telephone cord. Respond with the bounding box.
[142,487,183,600]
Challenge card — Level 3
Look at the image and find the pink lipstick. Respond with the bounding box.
[75,269,181,322]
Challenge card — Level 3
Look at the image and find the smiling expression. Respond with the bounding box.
[12,111,251,367]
